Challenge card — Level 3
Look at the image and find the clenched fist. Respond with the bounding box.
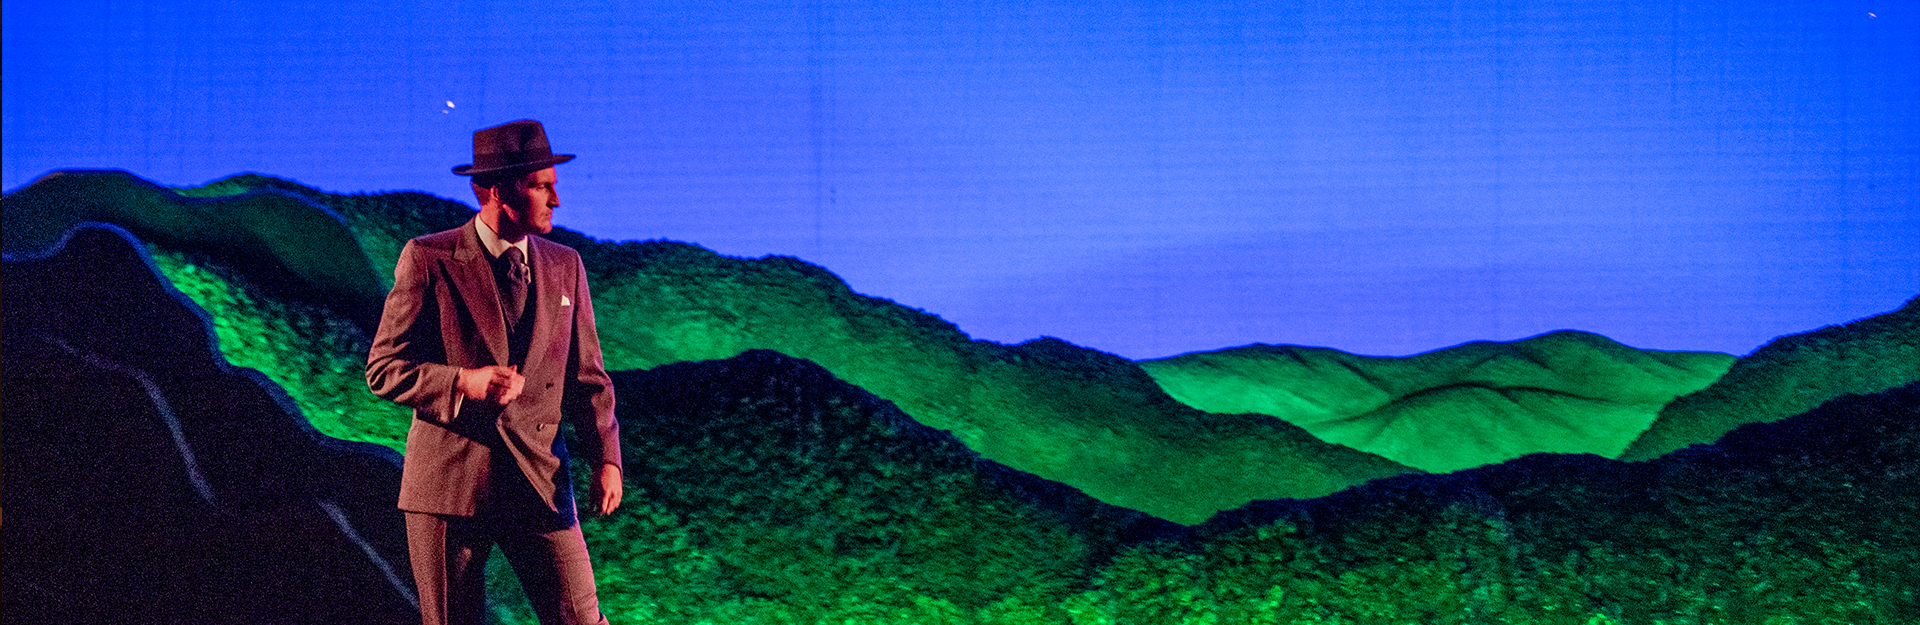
[457,365,524,405]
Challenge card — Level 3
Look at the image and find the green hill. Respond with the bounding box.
[2,170,1412,524]
[576,350,1182,623]
[10,193,1915,624]
[1,169,394,329]
[1138,332,1736,472]
[1620,295,1920,461]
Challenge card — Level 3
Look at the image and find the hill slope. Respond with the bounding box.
[591,349,1184,622]
[1139,331,1735,472]
[9,222,1914,624]
[1621,295,1920,461]
[2,224,416,624]
[1,169,394,330]
[3,171,1413,523]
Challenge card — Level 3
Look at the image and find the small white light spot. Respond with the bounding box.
[446,100,456,108]
[1868,12,1876,18]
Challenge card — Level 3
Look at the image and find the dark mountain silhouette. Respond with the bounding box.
[1140,331,1736,471]
[2,224,416,624]
[5,222,1914,623]
[7,169,1912,517]
[1,222,1182,622]
[3,170,1414,523]
[1153,382,1919,623]
[10,170,1910,523]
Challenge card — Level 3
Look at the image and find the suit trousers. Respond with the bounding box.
[405,511,609,625]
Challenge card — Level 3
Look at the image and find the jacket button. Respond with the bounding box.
[536,424,544,432]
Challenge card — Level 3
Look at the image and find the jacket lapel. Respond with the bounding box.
[451,219,511,365]
[522,237,563,373]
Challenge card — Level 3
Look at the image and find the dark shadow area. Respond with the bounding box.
[3,224,417,624]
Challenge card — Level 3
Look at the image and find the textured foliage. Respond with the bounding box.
[146,245,409,450]
[573,352,1168,623]
[10,170,1415,522]
[1624,295,1920,461]
[10,173,1917,624]
[1072,388,1920,624]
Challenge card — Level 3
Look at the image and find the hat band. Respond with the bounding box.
[473,149,555,171]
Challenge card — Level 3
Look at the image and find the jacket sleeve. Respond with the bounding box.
[366,239,463,422]
[563,253,621,471]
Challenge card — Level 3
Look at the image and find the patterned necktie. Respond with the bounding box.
[503,246,530,329]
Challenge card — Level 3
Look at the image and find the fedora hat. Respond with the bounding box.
[452,119,576,176]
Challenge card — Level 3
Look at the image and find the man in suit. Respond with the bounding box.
[367,119,622,625]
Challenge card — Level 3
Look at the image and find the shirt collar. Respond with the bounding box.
[475,216,529,260]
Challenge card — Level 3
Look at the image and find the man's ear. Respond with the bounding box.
[471,181,496,207]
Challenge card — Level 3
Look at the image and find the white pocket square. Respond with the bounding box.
[561,295,572,307]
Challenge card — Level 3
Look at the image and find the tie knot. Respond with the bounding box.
[503,247,530,284]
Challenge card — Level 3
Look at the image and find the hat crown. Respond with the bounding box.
[454,119,575,176]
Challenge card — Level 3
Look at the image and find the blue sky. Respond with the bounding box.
[6,0,1916,358]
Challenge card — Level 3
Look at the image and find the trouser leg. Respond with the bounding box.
[499,522,608,625]
[405,512,493,625]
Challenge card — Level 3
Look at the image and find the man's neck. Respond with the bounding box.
[476,211,529,259]
[479,208,529,244]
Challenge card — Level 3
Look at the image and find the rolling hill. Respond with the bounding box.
[7,222,1914,623]
[4,170,1411,524]
[8,169,1913,526]
[1621,294,1920,461]
[1139,332,1736,472]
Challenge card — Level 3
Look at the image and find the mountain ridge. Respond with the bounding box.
[9,169,1911,523]
[1139,330,1737,471]
[1,170,392,331]
[2,171,1414,524]
[6,210,1916,622]
[2,223,416,624]
[1621,293,1920,461]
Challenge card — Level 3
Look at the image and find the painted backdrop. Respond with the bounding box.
[5,0,1916,358]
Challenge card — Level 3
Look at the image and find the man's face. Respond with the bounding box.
[499,167,559,236]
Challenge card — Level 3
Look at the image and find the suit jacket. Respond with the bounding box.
[366,218,620,521]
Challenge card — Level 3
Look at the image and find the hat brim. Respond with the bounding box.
[452,154,576,176]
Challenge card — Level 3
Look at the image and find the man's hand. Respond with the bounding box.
[456,365,524,405]
[591,464,623,516]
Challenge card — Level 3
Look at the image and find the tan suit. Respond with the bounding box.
[367,218,620,625]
